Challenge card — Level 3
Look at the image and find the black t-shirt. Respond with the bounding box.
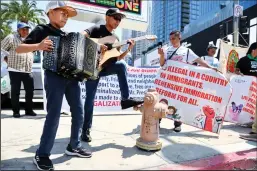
[85,24,121,67]
[24,24,66,44]
[85,24,119,41]
[236,56,257,77]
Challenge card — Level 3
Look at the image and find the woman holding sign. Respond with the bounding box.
[237,42,257,142]
[158,30,218,132]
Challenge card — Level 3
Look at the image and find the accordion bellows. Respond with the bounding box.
[43,32,100,81]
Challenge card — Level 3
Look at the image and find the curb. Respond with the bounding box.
[160,148,257,170]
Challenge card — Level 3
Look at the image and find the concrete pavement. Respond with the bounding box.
[1,109,256,170]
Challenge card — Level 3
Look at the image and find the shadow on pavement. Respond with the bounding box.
[124,125,141,136]
[1,156,35,170]
[159,127,218,139]
[221,123,252,134]
[158,142,224,164]
[88,142,153,159]
[0,136,155,170]
[1,137,74,170]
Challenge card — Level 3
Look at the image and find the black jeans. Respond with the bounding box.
[9,71,34,114]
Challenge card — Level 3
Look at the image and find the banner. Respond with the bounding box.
[224,75,257,124]
[219,40,248,78]
[43,64,159,113]
[67,0,149,32]
[154,60,232,134]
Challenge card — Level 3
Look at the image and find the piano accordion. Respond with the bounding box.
[43,32,100,81]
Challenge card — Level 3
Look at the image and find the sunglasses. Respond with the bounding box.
[112,15,122,21]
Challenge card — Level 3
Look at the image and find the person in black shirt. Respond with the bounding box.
[237,42,257,142]
[16,1,92,170]
[81,8,143,142]
[236,42,257,77]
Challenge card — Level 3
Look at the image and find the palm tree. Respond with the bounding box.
[1,0,46,27]
[0,7,13,40]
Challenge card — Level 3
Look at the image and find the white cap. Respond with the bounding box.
[45,1,77,17]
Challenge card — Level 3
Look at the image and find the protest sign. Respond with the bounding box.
[224,75,257,124]
[43,64,159,113]
[219,40,248,78]
[154,60,232,134]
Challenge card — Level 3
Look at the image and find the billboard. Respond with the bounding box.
[72,0,141,15]
[67,0,148,31]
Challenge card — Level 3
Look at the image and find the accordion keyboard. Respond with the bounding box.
[42,36,60,72]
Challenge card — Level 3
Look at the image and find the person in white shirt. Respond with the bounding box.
[201,44,219,68]
[158,30,218,132]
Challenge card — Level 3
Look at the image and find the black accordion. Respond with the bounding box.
[43,32,100,81]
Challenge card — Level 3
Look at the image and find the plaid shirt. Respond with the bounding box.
[1,33,33,72]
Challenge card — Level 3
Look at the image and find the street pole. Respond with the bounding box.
[233,0,240,46]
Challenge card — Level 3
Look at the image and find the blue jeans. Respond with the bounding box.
[83,60,129,130]
[37,70,84,157]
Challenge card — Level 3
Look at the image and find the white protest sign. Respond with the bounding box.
[154,60,232,134]
[43,65,159,113]
[225,75,256,124]
[219,40,248,78]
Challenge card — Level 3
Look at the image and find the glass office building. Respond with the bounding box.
[151,0,256,44]
[151,0,200,43]
[199,0,256,15]
[182,0,257,40]
[239,0,257,9]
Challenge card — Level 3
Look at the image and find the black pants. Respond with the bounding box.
[159,119,182,127]
[9,71,34,114]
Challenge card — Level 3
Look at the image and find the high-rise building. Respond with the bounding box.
[199,0,256,16]
[126,1,153,65]
[182,0,257,40]
[151,0,256,45]
[239,0,257,9]
[190,0,201,22]
[151,0,200,44]
[121,29,133,65]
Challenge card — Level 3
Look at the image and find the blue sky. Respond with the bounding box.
[10,1,122,39]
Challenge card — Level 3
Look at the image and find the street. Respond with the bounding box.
[1,103,256,170]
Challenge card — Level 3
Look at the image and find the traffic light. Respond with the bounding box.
[239,16,248,34]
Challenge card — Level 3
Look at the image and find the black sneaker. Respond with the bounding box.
[33,155,54,170]
[25,111,37,116]
[173,126,182,132]
[121,98,144,110]
[81,129,92,142]
[174,121,182,132]
[13,113,21,118]
[65,144,92,158]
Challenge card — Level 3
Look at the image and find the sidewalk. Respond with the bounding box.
[1,109,256,170]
